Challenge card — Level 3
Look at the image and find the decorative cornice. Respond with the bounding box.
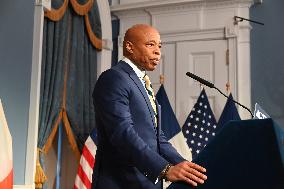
[111,0,199,12]
[113,9,149,18]
[111,0,254,13]
[117,28,227,45]
[160,28,226,43]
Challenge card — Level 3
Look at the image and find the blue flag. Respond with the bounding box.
[217,93,241,130]
[182,89,217,160]
[156,85,192,161]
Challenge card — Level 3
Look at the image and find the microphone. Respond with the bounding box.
[186,72,215,88]
[186,72,253,118]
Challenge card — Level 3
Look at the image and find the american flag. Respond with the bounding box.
[182,89,218,160]
[74,134,97,189]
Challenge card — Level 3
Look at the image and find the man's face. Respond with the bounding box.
[127,28,161,71]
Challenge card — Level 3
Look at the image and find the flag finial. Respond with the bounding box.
[160,74,165,84]
[226,82,231,94]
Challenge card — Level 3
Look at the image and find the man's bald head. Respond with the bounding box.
[123,24,159,56]
[122,24,161,71]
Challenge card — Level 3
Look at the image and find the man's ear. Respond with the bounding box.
[125,41,133,54]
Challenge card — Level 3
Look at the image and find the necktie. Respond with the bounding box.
[143,74,158,126]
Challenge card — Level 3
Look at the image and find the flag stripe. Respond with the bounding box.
[0,99,13,189]
[74,135,97,189]
[77,165,91,189]
[82,144,96,168]
[0,167,13,189]
[74,173,87,189]
[169,132,192,161]
[85,137,96,158]
[79,155,94,182]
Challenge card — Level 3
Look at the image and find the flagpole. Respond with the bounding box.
[56,122,62,189]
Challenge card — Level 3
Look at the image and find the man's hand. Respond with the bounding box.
[166,161,207,187]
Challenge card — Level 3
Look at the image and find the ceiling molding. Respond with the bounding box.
[111,0,254,13]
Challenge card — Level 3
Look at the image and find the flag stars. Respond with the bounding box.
[213,125,217,129]
[181,89,217,159]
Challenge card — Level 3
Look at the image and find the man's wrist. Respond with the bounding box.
[159,164,172,181]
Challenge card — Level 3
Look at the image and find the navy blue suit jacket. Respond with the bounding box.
[92,61,185,189]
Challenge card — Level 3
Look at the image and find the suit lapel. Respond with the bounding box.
[156,100,161,135]
[118,61,156,128]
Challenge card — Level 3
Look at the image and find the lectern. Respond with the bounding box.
[168,119,284,189]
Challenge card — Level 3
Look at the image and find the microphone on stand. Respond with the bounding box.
[186,72,253,118]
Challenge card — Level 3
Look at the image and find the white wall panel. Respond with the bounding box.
[153,12,201,33]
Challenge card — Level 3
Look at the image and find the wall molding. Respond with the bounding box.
[118,28,227,46]
[161,28,227,43]
[111,0,254,12]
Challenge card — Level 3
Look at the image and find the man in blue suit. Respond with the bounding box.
[92,24,207,189]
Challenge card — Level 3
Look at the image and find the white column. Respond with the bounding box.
[236,6,253,119]
[24,0,48,188]
[96,0,113,77]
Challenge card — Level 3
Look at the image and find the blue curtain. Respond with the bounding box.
[36,0,101,188]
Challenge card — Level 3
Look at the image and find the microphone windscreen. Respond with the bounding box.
[186,72,215,88]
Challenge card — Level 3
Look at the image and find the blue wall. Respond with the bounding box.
[0,0,34,184]
[250,0,284,127]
